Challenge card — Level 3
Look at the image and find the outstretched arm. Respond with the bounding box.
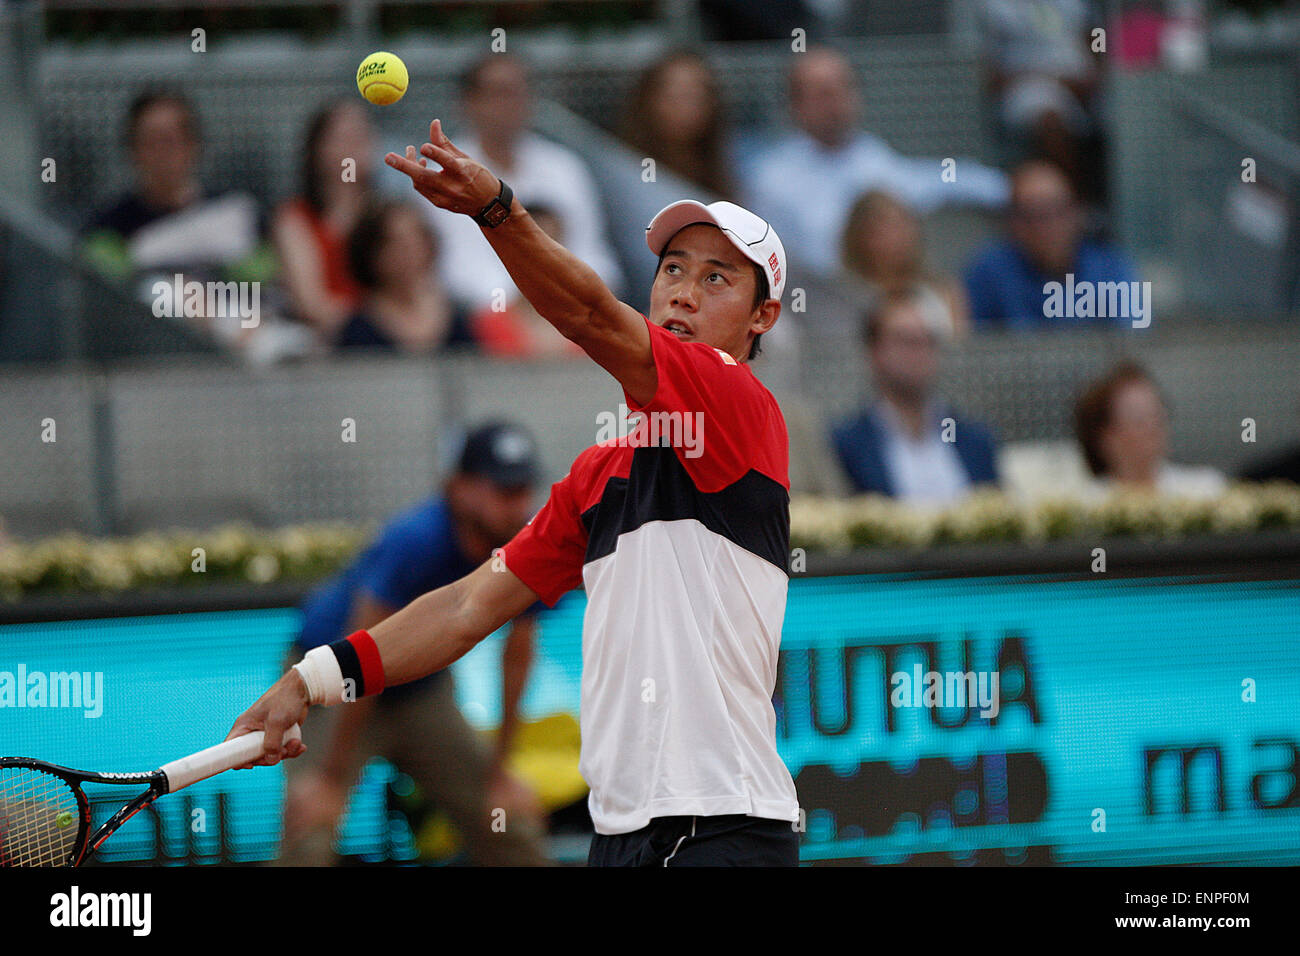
[227,559,540,763]
[385,121,657,405]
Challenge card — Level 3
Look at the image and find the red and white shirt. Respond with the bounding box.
[501,319,799,835]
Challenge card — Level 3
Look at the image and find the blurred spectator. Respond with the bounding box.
[783,397,852,498]
[840,190,971,338]
[80,89,299,360]
[620,49,735,198]
[1074,361,1226,497]
[271,99,376,344]
[340,200,471,354]
[978,0,1107,204]
[745,45,1008,277]
[832,290,1000,503]
[425,53,624,313]
[83,89,270,302]
[470,205,583,359]
[964,160,1139,328]
[282,421,549,866]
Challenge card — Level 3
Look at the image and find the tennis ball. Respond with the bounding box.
[56,810,74,829]
[357,51,408,106]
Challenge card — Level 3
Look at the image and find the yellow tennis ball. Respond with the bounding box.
[357,51,408,106]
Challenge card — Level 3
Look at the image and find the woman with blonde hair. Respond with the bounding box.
[840,189,970,338]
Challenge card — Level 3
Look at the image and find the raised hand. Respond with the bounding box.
[384,118,501,217]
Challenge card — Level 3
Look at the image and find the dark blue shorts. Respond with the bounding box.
[587,814,800,867]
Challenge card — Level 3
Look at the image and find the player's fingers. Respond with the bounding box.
[426,119,467,157]
[224,708,264,743]
[429,118,470,159]
[385,152,451,199]
[261,713,291,765]
[385,150,420,176]
[418,140,459,172]
[405,144,429,170]
[388,152,446,187]
[385,150,436,182]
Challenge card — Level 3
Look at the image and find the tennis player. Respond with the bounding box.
[229,118,801,866]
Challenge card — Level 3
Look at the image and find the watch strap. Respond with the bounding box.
[475,178,513,228]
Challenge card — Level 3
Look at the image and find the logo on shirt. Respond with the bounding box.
[713,348,738,366]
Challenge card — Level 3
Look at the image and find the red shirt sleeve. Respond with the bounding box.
[624,317,788,493]
[499,464,588,607]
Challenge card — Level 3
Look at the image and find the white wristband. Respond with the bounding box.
[293,645,346,707]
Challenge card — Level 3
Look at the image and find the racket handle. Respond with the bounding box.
[161,725,302,793]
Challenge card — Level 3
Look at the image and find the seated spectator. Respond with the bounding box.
[841,190,971,338]
[272,99,377,343]
[83,89,270,307]
[470,205,583,359]
[978,0,1106,204]
[340,200,471,354]
[964,160,1139,328]
[1074,361,1227,498]
[620,48,734,198]
[425,52,624,314]
[782,396,852,498]
[81,89,298,360]
[832,290,1000,503]
[745,45,1008,277]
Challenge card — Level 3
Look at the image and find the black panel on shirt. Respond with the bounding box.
[581,444,789,573]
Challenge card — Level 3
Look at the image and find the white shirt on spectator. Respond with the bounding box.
[745,130,1009,276]
[876,400,972,505]
[423,131,625,310]
[980,0,1093,80]
[1091,462,1229,501]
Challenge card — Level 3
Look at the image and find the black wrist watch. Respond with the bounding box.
[474,178,514,228]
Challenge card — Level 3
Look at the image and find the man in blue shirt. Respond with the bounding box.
[965,160,1139,327]
[745,45,1009,277]
[832,290,999,501]
[280,421,550,865]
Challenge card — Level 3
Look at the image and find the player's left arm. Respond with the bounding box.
[385,120,657,405]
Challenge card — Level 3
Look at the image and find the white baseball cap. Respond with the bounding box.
[645,200,787,302]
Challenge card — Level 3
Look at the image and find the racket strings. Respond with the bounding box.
[0,767,80,867]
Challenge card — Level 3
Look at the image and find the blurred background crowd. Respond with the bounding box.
[1,0,1299,541]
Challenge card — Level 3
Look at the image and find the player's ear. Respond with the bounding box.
[751,298,780,337]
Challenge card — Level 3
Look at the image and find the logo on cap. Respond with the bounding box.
[494,431,532,463]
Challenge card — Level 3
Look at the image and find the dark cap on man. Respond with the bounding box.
[457,422,539,488]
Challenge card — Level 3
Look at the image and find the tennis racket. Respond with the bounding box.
[0,725,300,868]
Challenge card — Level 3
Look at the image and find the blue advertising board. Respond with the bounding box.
[3,573,1298,864]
